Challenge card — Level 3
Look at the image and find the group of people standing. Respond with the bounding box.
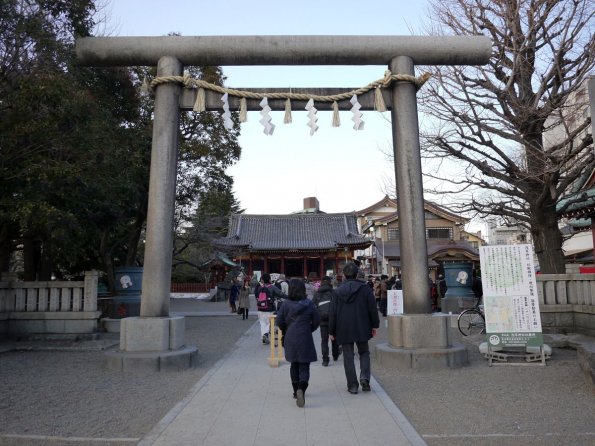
[250,264,379,407]
[367,273,448,315]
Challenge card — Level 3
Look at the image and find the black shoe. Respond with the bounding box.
[322,358,329,367]
[296,381,307,407]
[360,379,371,392]
[296,389,305,407]
[348,386,358,394]
[333,356,339,361]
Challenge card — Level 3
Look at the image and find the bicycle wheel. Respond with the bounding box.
[457,308,485,336]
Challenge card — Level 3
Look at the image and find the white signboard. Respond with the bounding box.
[387,290,403,315]
[479,244,543,348]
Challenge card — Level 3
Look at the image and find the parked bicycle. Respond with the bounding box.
[457,300,485,336]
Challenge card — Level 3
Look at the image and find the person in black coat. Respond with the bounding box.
[312,276,340,366]
[329,263,380,394]
[472,270,483,302]
[276,278,320,408]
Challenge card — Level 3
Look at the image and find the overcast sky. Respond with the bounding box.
[101,0,436,216]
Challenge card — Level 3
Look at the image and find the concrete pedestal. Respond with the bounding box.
[105,316,198,371]
[375,314,468,370]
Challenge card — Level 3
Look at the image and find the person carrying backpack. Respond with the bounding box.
[312,276,340,366]
[274,274,289,295]
[254,273,286,344]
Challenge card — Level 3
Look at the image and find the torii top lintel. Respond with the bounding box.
[76,35,491,67]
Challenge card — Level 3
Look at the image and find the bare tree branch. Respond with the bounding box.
[419,0,594,273]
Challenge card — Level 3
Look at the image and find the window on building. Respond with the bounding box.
[426,228,453,239]
[387,229,399,241]
[470,241,478,249]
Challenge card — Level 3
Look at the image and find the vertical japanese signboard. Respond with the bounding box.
[479,244,543,348]
[387,290,403,315]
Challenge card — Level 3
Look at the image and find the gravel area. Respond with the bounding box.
[0,302,253,445]
[1,299,594,446]
[370,319,595,446]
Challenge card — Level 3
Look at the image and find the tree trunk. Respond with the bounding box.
[124,198,147,266]
[23,236,37,281]
[38,241,53,281]
[0,223,12,273]
[530,201,566,274]
[99,230,116,293]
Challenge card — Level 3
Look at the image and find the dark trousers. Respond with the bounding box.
[341,341,370,389]
[320,324,340,360]
[290,362,310,383]
[379,298,387,317]
[241,308,249,319]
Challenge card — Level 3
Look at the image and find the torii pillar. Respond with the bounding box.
[76,35,490,371]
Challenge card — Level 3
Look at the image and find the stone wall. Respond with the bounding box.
[0,271,101,339]
[537,274,595,336]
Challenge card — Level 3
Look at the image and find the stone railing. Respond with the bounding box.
[0,271,101,338]
[536,274,595,336]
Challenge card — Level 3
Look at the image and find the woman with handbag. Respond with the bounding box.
[276,278,320,408]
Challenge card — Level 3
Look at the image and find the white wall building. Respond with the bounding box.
[487,223,532,246]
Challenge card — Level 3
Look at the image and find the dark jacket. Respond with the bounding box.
[472,277,483,300]
[329,279,380,344]
[437,279,447,298]
[254,283,286,312]
[276,298,320,363]
[312,283,334,326]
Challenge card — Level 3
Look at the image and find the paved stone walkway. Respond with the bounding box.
[138,321,426,446]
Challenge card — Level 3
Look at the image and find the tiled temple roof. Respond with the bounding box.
[214,213,371,252]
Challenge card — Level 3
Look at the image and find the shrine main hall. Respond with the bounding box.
[213,198,370,279]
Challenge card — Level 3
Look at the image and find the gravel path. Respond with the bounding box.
[370,321,595,446]
[1,299,594,446]
[0,308,252,445]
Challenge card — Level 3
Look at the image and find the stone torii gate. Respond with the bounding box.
[76,35,490,371]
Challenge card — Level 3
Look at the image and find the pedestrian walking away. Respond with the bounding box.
[238,280,251,320]
[304,278,315,300]
[329,262,380,395]
[436,274,447,312]
[229,280,239,313]
[312,276,341,366]
[274,274,289,295]
[254,273,286,344]
[276,278,320,408]
[379,274,388,317]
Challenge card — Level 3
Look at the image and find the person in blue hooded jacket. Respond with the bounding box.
[329,262,380,394]
[276,278,320,408]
